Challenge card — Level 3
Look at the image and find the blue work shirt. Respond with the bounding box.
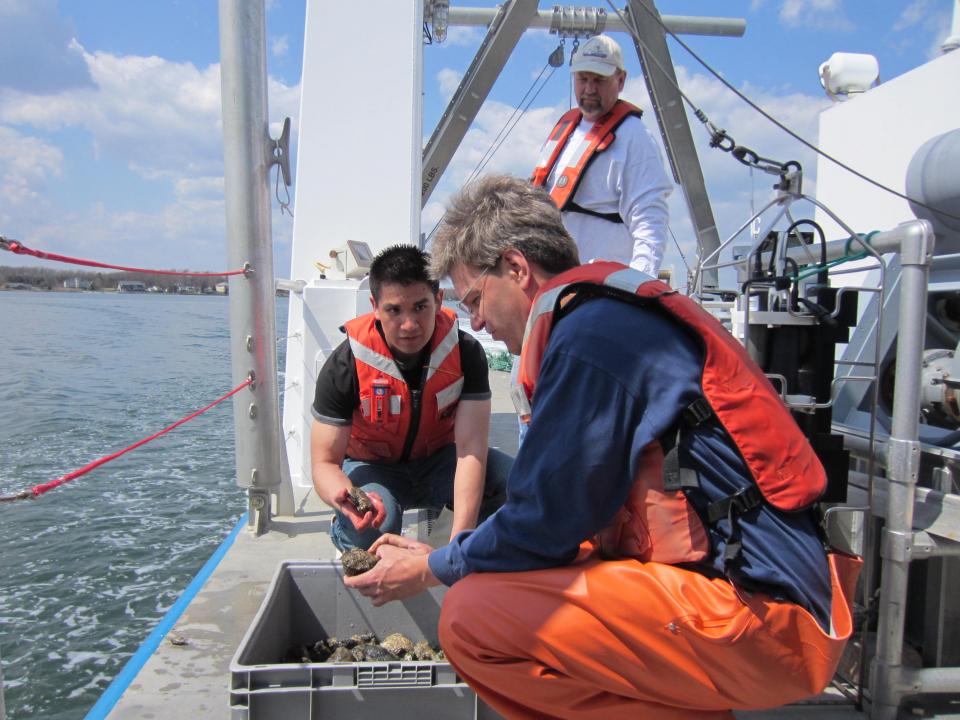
[428,296,831,628]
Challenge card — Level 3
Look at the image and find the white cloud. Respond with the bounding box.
[0,47,225,181]
[778,0,853,31]
[894,0,929,31]
[0,126,63,239]
[271,35,289,57]
[0,126,63,208]
[439,26,484,47]
[884,0,953,60]
[0,41,301,274]
[437,68,463,100]
[174,176,224,202]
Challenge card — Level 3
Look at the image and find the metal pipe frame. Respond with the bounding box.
[218,0,287,534]
[625,0,722,289]
[702,192,910,290]
[900,666,960,694]
[846,470,960,544]
[446,6,745,37]
[870,219,936,720]
[422,0,539,207]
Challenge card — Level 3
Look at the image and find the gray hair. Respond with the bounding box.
[429,174,580,280]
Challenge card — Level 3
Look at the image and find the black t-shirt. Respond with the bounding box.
[312,326,491,425]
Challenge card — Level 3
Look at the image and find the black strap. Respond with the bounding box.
[709,485,764,563]
[662,398,714,492]
[565,201,623,224]
[706,484,764,525]
[662,428,699,492]
[661,398,766,566]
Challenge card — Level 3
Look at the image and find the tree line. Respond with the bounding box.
[0,265,230,293]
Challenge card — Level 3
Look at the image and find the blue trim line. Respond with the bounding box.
[84,512,248,719]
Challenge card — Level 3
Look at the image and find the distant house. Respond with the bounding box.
[215,282,229,295]
[63,277,93,290]
[117,281,146,292]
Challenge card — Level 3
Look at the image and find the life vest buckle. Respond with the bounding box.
[707,484,763,524]
[683,397,713,426]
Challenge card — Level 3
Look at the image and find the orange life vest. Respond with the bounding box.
[514,262,828,565]
[530,99,642,212]
[343,307,463,462]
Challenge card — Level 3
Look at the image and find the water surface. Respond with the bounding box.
[0,290,286,719]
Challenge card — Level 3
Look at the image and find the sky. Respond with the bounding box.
[0,0,955,284]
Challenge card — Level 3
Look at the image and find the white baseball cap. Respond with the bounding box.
[570,35,624,77]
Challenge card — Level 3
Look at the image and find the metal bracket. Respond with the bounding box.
[775,161,803,198]
[898,219,935,266]
[885,437,921,486]
[549,6,607,37]
[249,488,271,536]
[881,528,915,563]
[270,117,292,187]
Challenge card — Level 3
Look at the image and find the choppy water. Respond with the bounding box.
[0,290,287,720]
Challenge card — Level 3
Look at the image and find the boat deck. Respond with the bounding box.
[106,371,876,719]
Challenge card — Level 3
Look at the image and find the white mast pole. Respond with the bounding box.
[218,0,285,533]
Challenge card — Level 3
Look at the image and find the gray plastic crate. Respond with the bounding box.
[229,560,500,719]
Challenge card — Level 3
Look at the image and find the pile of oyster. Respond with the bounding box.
[283,632,446,663]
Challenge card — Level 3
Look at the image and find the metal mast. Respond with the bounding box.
[626,0,722,289]
[218,0,285,533]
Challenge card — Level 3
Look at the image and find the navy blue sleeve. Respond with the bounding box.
[429,298,704,584]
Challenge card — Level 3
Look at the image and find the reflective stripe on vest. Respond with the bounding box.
[530,100,643,211]
[516,262,827,513]
[343,307,462,462]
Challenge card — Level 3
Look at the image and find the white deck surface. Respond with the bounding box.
[105,370,919,719]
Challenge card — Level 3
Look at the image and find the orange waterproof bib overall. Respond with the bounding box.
[440,553,859,719]
[441,264,860,719]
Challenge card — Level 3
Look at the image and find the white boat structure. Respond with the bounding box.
[2,1,959,719]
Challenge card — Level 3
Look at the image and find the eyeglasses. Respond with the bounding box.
[456,266,491,318]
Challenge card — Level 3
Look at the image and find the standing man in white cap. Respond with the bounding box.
[531,34,673,276]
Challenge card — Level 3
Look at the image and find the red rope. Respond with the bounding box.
[0,379,253,503]
[0,238,246,277]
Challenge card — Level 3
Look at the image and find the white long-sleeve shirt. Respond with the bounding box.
[545,114,673,275]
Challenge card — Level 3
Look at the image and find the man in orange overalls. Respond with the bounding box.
[345,176,859,720]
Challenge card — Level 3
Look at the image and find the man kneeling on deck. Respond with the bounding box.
[310,244,511,551]
[344,176,861,719]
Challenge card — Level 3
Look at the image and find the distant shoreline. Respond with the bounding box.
[0,285,229,295]
[0,285,291,297]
